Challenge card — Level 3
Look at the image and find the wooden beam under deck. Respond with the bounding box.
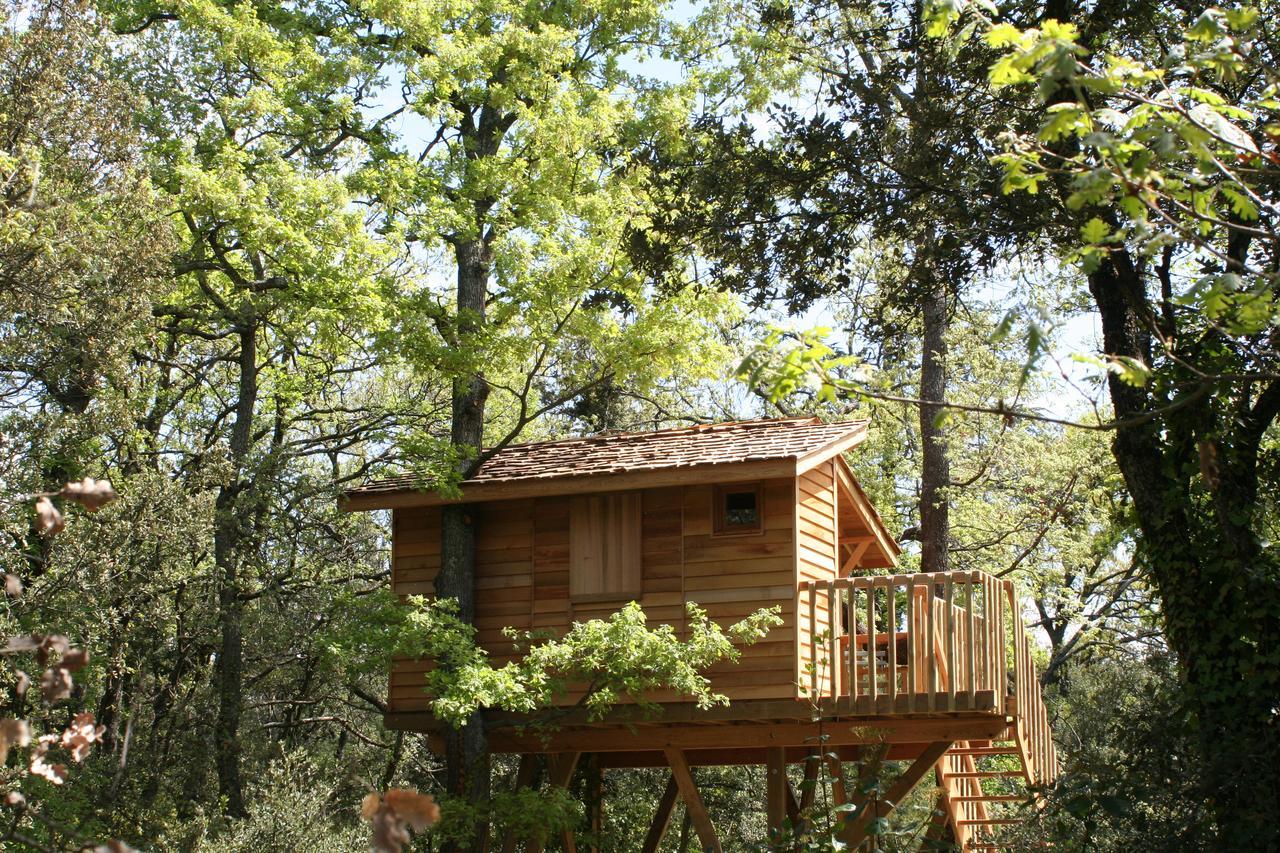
[390,694,1001,734]
[461,714,1009,756]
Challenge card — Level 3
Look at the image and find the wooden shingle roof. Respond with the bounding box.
[341,417,869,510]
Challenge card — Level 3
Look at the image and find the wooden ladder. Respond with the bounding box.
[936,736,1035,851]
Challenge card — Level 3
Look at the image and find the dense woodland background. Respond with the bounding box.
[1,0,1278,849]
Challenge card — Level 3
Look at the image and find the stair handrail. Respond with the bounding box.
[1003,580,1060,786]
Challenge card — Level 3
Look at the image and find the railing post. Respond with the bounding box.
[827,579,840,702]
[807,581,817,700]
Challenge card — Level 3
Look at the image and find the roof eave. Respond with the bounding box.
[339,456,802,512]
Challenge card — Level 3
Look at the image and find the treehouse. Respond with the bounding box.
[342,417,1059,851]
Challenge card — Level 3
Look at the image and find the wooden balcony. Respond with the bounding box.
[800,571,1059,849]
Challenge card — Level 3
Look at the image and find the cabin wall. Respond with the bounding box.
[387,477,800,715]
[796,461,839,698]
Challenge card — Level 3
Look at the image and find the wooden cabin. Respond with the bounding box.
[343,417,1059,851]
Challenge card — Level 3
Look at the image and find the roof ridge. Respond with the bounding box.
[490,415,825,452]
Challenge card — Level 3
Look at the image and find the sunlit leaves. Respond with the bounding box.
[933,2,1279,342]
[392,597,781,726]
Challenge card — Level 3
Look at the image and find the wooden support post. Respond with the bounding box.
[585,754,602,853]
[500,755,537,853]
[765,746,788,838]
[641,774,680,853]
[824,754,848,809]
[785,778,800,825]
[664,748,722,853]
[839,741,954,847]
[527,752,581,853]
[799,751,820,812]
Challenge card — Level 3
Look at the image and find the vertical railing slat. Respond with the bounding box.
[906,577,917,713]
[867,578,877,710]
[945,575,955,712]
[849,580,859,711]
[926,572,936,712]
[827,579,840,702]
[886,577,898,710]
[808,581,817,699]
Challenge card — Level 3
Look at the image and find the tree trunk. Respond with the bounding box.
[1089,253,1280,848]
[212,317,256,819]
[918,268,950,575]
[435,237,493,850]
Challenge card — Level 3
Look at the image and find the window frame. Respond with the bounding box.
[712,481,765,536]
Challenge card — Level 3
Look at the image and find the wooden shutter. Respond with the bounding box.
[569,493,642,600]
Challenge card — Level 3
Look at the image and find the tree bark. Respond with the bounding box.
[1089,252,1280,848]
[918,267,950,574]
[435,236,493,850]
[212,316,256,819]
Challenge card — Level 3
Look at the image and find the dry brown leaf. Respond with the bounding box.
[361,792,381,820]
[384,788,439,832]
[4,574,22,598]
[363,788,438,853]
[29,737,66,785]
[369,808,411,853]
[58,477,117,513]
[61,648,89,672]
[61,712,104,762]
[36,635,69,666]
[34,497,63,536]
[3,635,40,655]
[41,667,72,703]
[0,718,31,765]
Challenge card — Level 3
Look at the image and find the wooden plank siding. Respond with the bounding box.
[386,476,806,714]
[795,461,839,700]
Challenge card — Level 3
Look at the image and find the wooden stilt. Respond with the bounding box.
[663,748,722,853]
[765,746,788,838]
[585,754,602,853]
[641,774,680,853]
[824,753,848,808]
[785,779,800,825]
[839,741,954,847]
[500,755,537,853]
[527,753,581,853]
[799,752,819,813]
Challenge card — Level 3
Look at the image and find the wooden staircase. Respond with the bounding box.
[936,584,1059,850]
[798,571,1061,850]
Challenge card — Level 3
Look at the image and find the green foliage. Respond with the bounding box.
[174,750,368,853]
[395,598,782,725]
[1007,656,1215,850]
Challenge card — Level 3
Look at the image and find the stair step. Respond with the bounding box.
[952,795,1024,802]
[958,819,1022,826]
[947,770,1026,778]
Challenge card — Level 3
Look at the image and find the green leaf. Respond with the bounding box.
[1081,216,1111,243]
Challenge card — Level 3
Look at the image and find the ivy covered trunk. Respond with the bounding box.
[1091,254,1280,848]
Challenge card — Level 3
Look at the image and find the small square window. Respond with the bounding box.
[714,483,763,535]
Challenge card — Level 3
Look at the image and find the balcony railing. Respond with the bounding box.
[799,571,1057,784]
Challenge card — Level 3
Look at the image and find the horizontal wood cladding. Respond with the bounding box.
[387,475,811,713]
[796,462,838,698]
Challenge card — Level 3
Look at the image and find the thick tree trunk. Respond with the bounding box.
[1089,254,1280,848]
[436,237,493,850]
[212,318,256,819]
[918,269,950,574]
